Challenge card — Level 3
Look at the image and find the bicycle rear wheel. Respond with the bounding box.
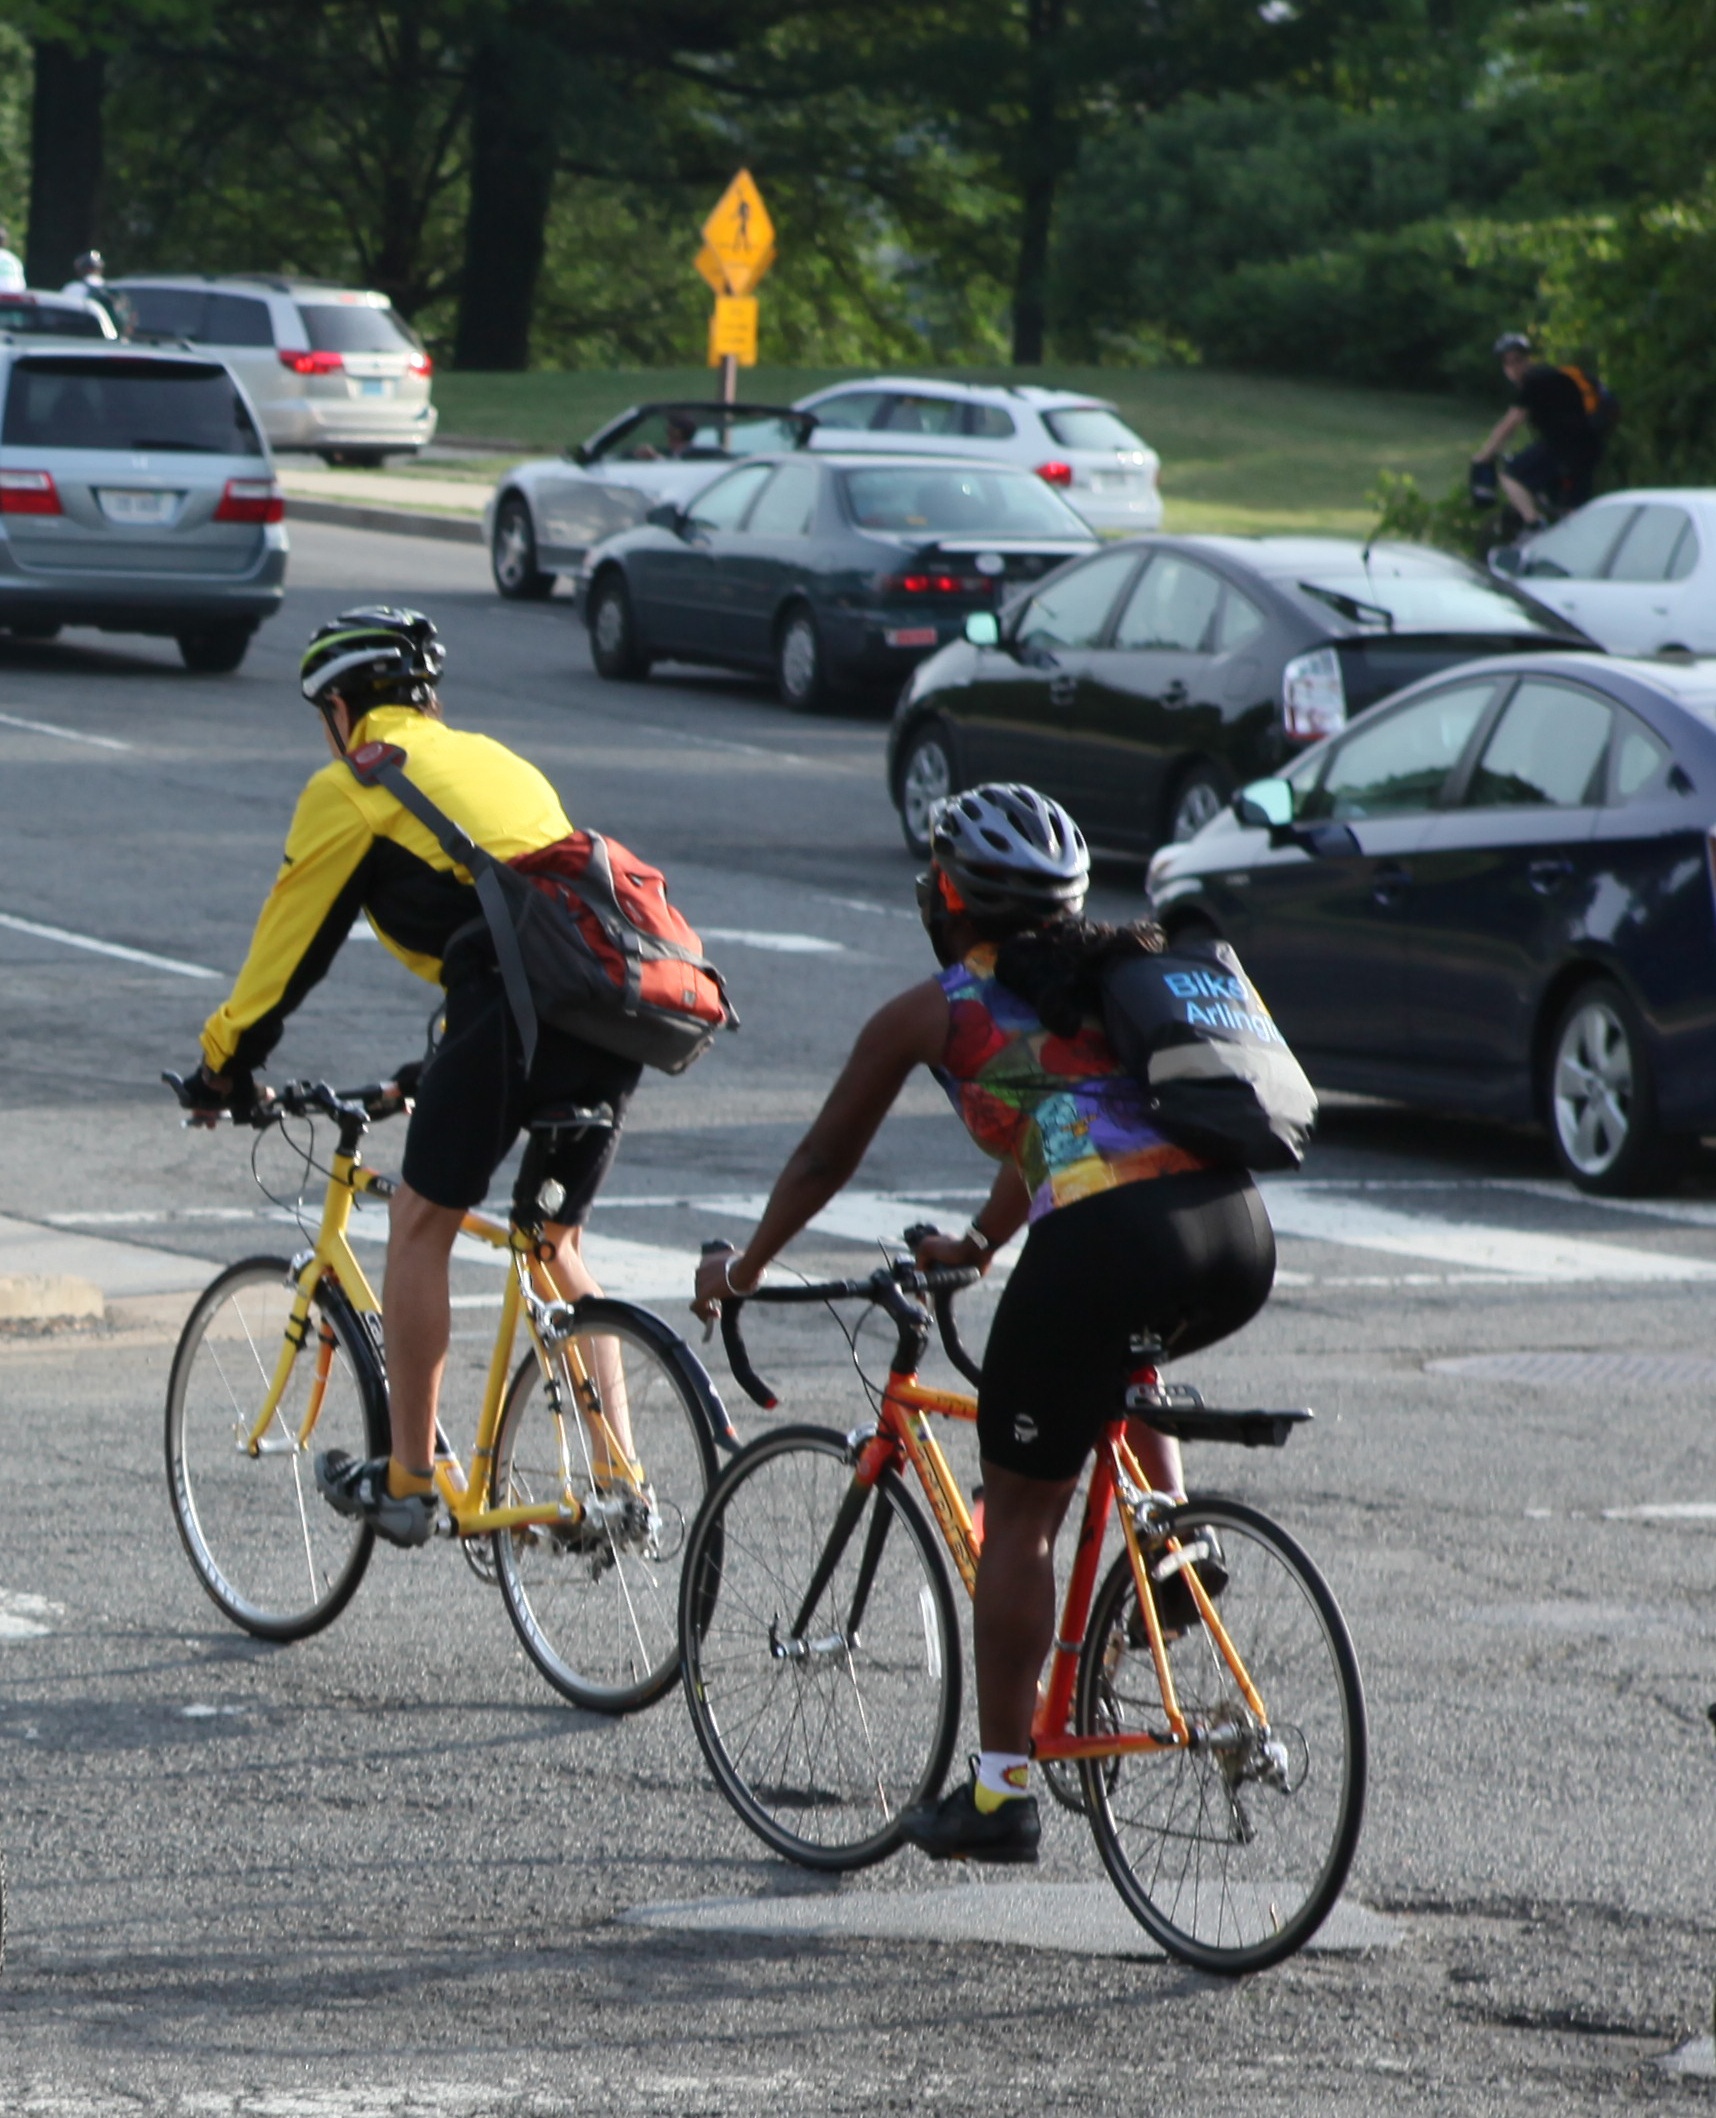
[679,1425,961,1871]
[491,1299,719,1714]
[1077,1498,1366,1974]
[165,1258,386,1641]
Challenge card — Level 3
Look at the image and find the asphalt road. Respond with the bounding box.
[3,523,1716,2113]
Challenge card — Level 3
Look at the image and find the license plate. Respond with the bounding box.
[885,626,939,649]
[97,488,178,525]
[357,378,393,399]
[1088,471,1143,493]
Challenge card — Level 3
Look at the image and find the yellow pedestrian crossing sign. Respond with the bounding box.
[702,170,775,298]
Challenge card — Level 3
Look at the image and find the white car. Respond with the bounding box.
[484,400,816,599]
[1494,489,1716,653]
[0,289,117,343]
[791,376,1163,537]
[109,274,437,464]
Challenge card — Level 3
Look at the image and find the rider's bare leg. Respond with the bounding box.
[1124,1419,1185,1499]
[541,1222,636,1468]
[383,1181,464,1478]
[973,1462,1081,1752]
[1498,466,1543,525]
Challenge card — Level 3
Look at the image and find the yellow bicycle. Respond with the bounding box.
[162,1074,733,1714]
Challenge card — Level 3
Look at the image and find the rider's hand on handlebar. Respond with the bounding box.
[692,1239,763,1326]
[175,1061,257,1130]
[913,1225,994,1277]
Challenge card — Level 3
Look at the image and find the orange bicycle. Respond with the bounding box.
[678,1237,1366,1974]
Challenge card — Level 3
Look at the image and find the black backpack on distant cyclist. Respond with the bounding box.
[1101,938,1317,1172]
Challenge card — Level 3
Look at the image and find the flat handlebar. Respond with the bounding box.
[703,1234,984,1410]
[162,1072,411,1130]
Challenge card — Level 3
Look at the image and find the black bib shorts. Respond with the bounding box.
[401,965,641,1223]
[976,1170,1276,1482]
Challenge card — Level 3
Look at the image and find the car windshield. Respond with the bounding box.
[1041,406,1148,453]
[841,464,1086,536]
[0,300,105,339]
[591,408,807,463]
[298,302,416,353]
[1295,569,1566,637]
[2,358,262,453]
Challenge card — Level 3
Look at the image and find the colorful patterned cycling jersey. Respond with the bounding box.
[933,945,1203,1222]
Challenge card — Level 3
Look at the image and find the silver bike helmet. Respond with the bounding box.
[1493,331,1532,358]
[930,782,1089,919]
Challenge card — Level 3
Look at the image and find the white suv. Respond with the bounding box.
[793,376,1162,536]
[109,274,436,464]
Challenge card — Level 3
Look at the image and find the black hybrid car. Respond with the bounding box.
[578,451,1097,711]
[1146,652,1716,1194]
[886,533,1593,855]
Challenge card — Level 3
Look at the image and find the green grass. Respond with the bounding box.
[432,364,1487,535]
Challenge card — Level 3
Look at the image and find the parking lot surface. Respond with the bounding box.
[2,523,1714,2112]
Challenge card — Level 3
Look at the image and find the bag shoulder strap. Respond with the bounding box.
[343,740,540,1069]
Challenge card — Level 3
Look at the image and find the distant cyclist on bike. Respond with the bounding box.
[1473,332,1604,529]
[692,784,1275,1862]
[180,608,641,1548]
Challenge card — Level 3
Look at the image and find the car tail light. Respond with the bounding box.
[214,476,286,524]
[1035,460,1074,487]
[407,352,433,377]
[879,570,990,596]
[0,469,61,516]
[278,348,344,375]
[1282,646,1347,741]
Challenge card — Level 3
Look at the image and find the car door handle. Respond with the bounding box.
[1048,674,1077,708]
[1528,857,1575,894]
[1162,679,1188,707]
[1371,860,1411,907]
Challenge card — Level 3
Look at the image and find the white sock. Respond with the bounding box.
[975,1750,1031,1805]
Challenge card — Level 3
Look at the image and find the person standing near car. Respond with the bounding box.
[179,607,644,1548]
[1473,333,1602,528]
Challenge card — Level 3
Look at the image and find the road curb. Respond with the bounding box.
[286,497,485,546]
[0,1273,103,1324]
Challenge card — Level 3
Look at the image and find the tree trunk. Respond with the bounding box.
[1009,0,1065,366]
[26,41,106,288]
[453,32,561,371]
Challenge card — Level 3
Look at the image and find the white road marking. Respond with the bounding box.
[1260,1181,1716,1282]
[0,1589,62,1640]
[0,708,130,751]
[700,927,845,954]
[0,911,220,978]
[1602,1502,1716,1521]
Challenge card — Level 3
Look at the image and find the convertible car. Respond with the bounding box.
[484,401,816,599]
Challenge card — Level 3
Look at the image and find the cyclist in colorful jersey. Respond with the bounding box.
[692,783,1275,1861]
[180,607,641,1548]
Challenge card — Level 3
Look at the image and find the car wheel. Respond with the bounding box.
[320,449,388,469]
[177,625,254,675]
[587,572,650,681]
[1162,762,1228,846]
[1544,977,1675,1195]
[897,723,956,857]
[491,494,555,601]
[776,606,830,712]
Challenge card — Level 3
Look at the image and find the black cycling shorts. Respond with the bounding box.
[401,967,641,1221]
[1505,439,1595,512]
[976,1171,1276,1482]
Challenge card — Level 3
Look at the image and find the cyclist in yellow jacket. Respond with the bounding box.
[182,608,641,1546]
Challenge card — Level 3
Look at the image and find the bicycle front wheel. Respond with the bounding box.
[491,1299,719,1714]
[679,1425,961,1871]
[1077,1498,1366,1974]
[165,1258,386,1641]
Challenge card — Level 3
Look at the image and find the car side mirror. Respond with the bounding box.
[1488,542,1524,577]
[567,443,590,466]
[645,501,684,532]
[964,611,1000,648]
[1233,778,1294,830]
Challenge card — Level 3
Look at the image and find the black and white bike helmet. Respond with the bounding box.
[930,782,1089,919]
[300,607,445,715]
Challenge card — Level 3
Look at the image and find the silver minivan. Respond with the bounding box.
[111,274,437,464]
[0,346,287,671]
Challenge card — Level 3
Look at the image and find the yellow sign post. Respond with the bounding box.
[699,170,775,399]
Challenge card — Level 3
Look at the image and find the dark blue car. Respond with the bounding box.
[1145,652,1716,1193]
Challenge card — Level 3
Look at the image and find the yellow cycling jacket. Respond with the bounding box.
[201,706,572,1074]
